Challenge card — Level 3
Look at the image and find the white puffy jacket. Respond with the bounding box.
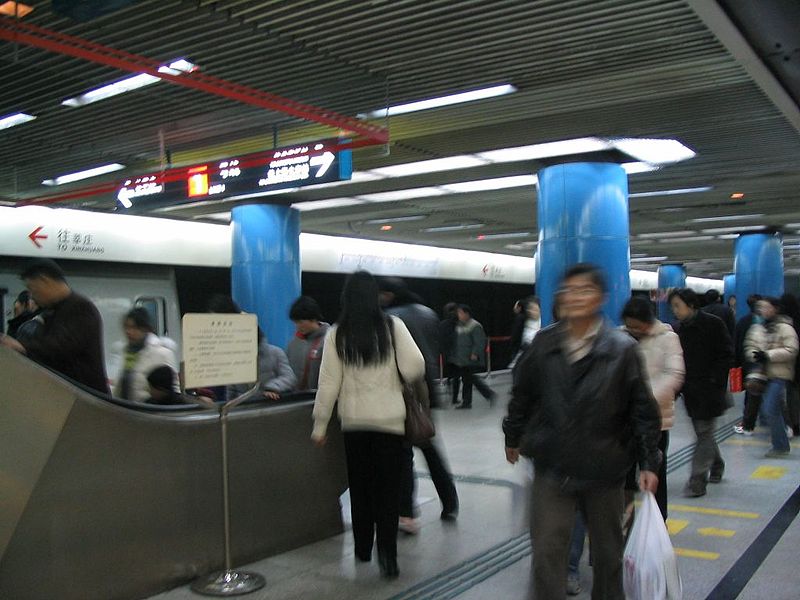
[635,320,685,430]
[113,333,178,402]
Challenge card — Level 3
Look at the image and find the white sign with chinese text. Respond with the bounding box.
[182,313,258,389]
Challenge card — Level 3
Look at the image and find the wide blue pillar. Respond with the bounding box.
[231,204,301,350]
[734,232,784,322]
[723,273,735,304]
[536,162,630,326]
[656,263,686,326]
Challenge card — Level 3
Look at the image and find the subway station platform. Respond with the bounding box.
[149,371,800,600]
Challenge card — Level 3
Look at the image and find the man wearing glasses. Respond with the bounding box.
[503,263,661,599]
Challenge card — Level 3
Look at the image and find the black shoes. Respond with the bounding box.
[709,461,725,483]
[355,549,372,563]
[378,554,399,579]
[441,508,459,521]
[455,403,472,409]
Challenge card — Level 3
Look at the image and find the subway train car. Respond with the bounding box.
[0,205,722,374]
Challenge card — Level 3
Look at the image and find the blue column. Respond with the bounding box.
[723,273,735,304]
[656,263,686,326]
[536,162,630,326]
[231,204,301,350]
[734,232,784,322]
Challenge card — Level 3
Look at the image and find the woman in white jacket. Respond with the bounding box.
[312,271,424,580]
[622,297,685,518]
[113,308,178,402]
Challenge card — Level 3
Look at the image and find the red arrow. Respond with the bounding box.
[28,226,48,248]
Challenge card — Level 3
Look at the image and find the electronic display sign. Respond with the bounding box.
[116,140,352,211]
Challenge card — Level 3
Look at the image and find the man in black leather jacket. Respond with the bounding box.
[503,264,661,600]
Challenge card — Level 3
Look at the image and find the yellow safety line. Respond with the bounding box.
[667,504,759,519]
[674,547,720,560]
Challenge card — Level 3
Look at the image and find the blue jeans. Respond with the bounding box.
[763,379,790,453]
[568,511,586,576]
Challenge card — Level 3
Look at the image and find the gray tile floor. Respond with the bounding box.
[149,372,800,600]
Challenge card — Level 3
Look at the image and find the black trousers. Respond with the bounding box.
[450,364,493,406]
[398,441,459,517]
[623,430,669,520]
[343,431,403,560]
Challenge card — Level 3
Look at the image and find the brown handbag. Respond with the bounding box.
[389,320,435,446]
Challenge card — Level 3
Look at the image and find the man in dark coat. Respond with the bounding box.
[379,278,459,526]
[702,289,735,338]
[503,264,661,600]
[670,288,734,497]
[1,259,109,394]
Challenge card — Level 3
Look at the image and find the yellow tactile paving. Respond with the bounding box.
[697,527,736,538]
[674,548,720,560]
[666,519,689,535]
[751,466,788,480]
[667,504,759,519]
[724,439,800,447]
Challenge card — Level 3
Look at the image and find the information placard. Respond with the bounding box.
[182,313,258,389]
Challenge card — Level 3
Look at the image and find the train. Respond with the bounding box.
[0,205,722,374]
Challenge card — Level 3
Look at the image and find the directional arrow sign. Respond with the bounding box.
[28,226,47,248]
[697,527,736,538]
[310,151,335,178]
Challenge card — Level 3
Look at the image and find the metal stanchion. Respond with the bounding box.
[192,385,265,597]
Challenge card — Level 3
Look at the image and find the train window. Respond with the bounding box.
[134,297,167,336]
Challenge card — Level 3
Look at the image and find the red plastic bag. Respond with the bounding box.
[729,367,743,393]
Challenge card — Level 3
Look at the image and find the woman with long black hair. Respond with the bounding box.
[311,271,425,579]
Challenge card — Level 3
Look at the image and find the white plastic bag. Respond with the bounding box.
[623,491,682,600]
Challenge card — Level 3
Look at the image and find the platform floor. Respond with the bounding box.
[149,372,800,600]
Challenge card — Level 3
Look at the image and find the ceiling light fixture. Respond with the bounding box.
[380,225,392,231]
[638,230,696,238]
[364,215,428,224]
[476,232,533,240]
[700,225,766,235]
[730,192,745,199]
[369,156,489,177]
[422,223,485,233]
[0,112,36,130]
[357,187,446,203]
[691,213,765,223]
[630,256,668,262]
[612,138,696,164]
[658,235,715,243]
[629,186,712,198]
[41,163,125,186]
[440,175,538,193]
[292,198,365,211]
[477,137,611,163]
[62,59,197,107]
[360,84,517,118]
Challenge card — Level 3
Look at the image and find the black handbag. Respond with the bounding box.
[389,320,435,446]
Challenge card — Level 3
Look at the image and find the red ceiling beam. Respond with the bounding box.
[0,18,389,144]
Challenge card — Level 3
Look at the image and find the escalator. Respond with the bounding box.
[0,347,347,600]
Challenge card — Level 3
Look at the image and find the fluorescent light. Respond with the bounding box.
[422,223,485,233]
[701,225,766,234]
[292,198,364,211]
[369,156,489,177]
[358,188,445,202]
[659,236,715,243]
[199,211,232,222]
[621,162,660,174]
[716,234,739,240]
[630,256,668,262]
[62,59,196,107]
[612,138,696,164]
[477,137,610,163]
[477,232,533,240]
[42,163,125,186]
[0,2,34,18]
[440,175,537,193]
[638,230,695,238]
[361,84,517,118]
[0,112,36,130]
[692,213,765,223]
[629,186,712,198]
[364,215,428,224]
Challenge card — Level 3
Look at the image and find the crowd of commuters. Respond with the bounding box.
[6,257,800,591]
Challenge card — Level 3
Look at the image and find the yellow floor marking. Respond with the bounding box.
[751,466,787,480]
[697,527,736,538]
[668,504,759,519]
[666,519,689,535]
[725,439,770,446]
[674,548,720,560]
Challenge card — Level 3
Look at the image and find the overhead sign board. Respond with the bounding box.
[116,139,352,211]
